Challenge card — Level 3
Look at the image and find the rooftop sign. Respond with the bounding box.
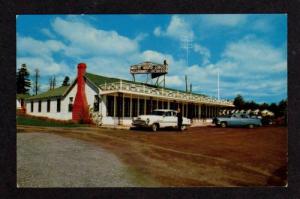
[130,61,168,75]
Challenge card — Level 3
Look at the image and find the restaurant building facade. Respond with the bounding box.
[25,63,234,125]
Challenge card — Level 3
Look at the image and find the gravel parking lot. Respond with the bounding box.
[17,133,143,187]
[17,125,287,187]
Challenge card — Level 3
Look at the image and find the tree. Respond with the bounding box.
[17,64,31,94]
[32,68,40,95]
[277,99,287,117]
[259,103,269,110]
[233,94,245,109]
[269,103,278,116]
[62,76,70,86]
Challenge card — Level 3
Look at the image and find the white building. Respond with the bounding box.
[25,63,234,125]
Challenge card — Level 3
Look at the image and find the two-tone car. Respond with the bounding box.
[212,113,262,128]
[132,109,191,132]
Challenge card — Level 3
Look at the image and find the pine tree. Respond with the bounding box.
[17,64,31,94]
[233,94,245,109]
[62,76,70,86]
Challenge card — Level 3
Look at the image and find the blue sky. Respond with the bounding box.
[16,14,287,103]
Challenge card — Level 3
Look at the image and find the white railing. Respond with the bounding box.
[99,81,234,106]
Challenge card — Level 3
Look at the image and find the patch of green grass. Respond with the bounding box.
[16,115,88,128]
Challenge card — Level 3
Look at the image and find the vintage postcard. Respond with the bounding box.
[16,14,287,187]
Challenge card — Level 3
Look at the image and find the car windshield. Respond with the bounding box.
[151,111,165,116]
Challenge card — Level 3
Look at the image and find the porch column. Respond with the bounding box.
[113,95,116,117]
[122,94,125,118]
[199,104,201,119]
[137,95,140,116]
[144,96,146,114]
[130,95,132,118]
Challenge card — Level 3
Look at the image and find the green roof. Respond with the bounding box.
[85,72,207,97]
[17,93,31,99]
[25,72,208,101]
[85,72,131,85]
[26,86,70,100]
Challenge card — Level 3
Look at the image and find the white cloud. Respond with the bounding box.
[17,57,73,78]
[52,17,139,56]
[193,44,211,65]
[17,36,66,59]
[41,28,56,39]
[251,19,273,33]
[135,33,148,42]
[221,35,286,75]
[153,27,161,36]
[179,36,287,100]
[153,15,194,40]
[165,75,184,87]
[202,14,247,27]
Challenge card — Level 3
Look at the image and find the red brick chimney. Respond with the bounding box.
[72,63,90,123]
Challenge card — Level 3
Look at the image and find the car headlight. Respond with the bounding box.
[146,118,150,124]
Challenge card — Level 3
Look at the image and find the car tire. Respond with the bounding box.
[181,125,186,131]
[152,123,158,132]
[220,122,227,128]
[248,124,254,129]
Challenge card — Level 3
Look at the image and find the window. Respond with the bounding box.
[132,98,138,117]
[165,111,172,116]
[146,99,151,114]
[152,99,157,110]
[94,95,100,112]
[57,99,61,112]
[124,97,130,117]
[47,100,51,112]
[21,99,24,107]
[139,99,144,115]
[68,97,73,112]
[170,102,176,110]
[163,101,168,109]
[38,101,42,112]
[158,101,163,109]
[151,110,165,116]
[106,95,114,116]
[30,101,33,112]
[116,95,123,117]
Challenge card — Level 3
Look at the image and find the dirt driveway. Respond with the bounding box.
[17,132,155,187]
[17,125,287,187]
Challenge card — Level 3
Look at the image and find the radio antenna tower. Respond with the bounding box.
[181,36,193,67]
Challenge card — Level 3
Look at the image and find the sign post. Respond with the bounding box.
[130,60,168,87]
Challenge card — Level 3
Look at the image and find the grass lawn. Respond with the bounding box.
[17,115,87,128]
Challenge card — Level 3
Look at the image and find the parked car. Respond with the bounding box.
[212,113,262,128]
[132,109,191,131]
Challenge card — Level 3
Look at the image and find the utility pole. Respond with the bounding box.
[217,69,220,100]
[182,36,193,94]
[185,75,188,93]
[34,68,40,95]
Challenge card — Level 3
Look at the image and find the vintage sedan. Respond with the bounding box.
[132,109,191,132]
[213,113,262,128]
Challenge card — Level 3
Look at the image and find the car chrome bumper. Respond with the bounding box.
[132,120,149,127]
